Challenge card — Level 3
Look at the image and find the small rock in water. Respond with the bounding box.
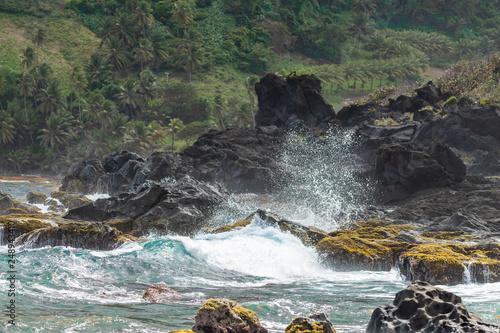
[366,281,500,333]
[192,298,267,333]
[142,284,181,303]
[26,190,48,204]
[285,313,336,333]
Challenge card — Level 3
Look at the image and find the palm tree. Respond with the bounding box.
[171,1,195,38]
[37,78,66,116]
[85,52,110,89]
[8,150,30,174]
[350,0,376,16]
[148,120,166,146]
[115,78,142,118]
[134,1,154,38]
[148,29,169,66]
[124,120,153,155]
[213,93,227,130]
[177,39,202,83]
[102,36,129,73]
[134,38,154,81]
[32,27,47,67]
[112,11,137,49]
[166,118,184,151]
[70,67,87,120]
[0,111,16,144]
[350,12,371,56]
[38,111,75,153]
[97,16,115,48]
[17,73,34,120]
[20,46,36,70]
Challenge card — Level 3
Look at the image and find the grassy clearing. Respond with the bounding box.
[0,10,100,89]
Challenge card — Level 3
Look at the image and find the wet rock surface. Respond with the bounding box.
[192,298,268,333]
[14,221,133,250]
[65,176,227,236]
[142,284,182,303]
[366,281,500,333]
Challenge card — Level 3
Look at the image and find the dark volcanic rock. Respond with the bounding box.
[374,142,466,200]
[61,127,282,196]
[183,128,282,193]
[15,222,128,250]
[65,176,227,236]
[255,73,335,130]
[366,281,500,333]
[386,177,500,232]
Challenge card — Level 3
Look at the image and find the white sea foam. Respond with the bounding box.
[86,193,111,201]
[180,219,330,280]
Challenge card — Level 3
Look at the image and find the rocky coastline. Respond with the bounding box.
[2,73,500,332]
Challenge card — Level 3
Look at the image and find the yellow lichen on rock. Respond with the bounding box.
[398,243,500,284]
[209,219,253,234]
[193,298,267,333]
[170,330,195,333]
[285,313,336,333]
[316,235,394,271]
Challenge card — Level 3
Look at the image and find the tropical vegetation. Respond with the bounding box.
[0,0,499,173]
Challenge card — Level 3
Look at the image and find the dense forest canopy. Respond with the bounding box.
[0,0,499,174]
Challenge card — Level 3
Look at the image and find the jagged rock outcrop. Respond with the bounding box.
[374,142,466,200]
[255,73,335,131]
[253,210,328,246]
[142,284,182,303]
[366,281,500,333]
[65,176,227,236]
[398,243,500,285]
[61,127,283,196]
[15,221,135,250]
[182,128,282,193]
[192,298,267,333]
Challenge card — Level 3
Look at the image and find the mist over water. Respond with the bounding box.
[209,128,373,231]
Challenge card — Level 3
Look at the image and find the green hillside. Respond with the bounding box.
[0,0,499,174]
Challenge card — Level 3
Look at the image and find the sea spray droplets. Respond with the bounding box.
[271,128,372,231]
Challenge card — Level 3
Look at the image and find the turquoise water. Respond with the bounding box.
[0,179,499,332]
[1,133,500,333]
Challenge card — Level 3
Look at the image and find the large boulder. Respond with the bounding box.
[366,281,500,333]
[0,190,14,211]
[374,142,466,200]
[192,298,267,333]
[182,128,282,193]
[398,243,500,285]
[15,221,133,250]
[255,73,335,130]
[26,190,48,204]
[65,176,227,236]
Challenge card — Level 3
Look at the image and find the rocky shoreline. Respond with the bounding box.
[1,73,500,332]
